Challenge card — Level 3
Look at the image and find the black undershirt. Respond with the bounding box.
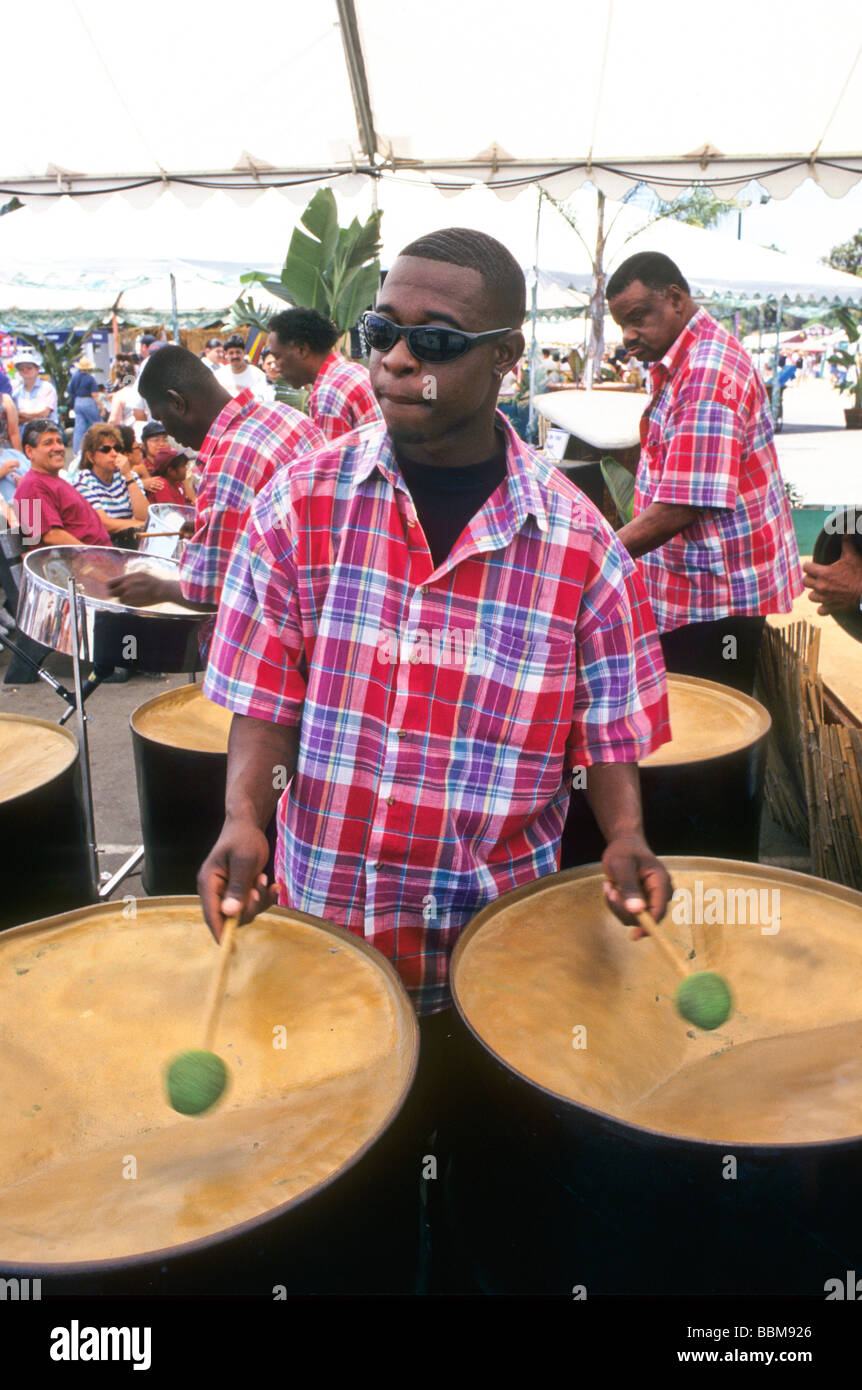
[396,433,508,569]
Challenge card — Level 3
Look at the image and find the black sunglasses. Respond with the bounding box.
[94,445,120,455]
[361,311,512,364]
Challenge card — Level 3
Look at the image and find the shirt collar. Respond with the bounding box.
[316,350,341,381]
[199,387,255,458]
[350,412,549,535]
[654,306,710,380]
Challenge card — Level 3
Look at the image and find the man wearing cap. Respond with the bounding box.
[215,335,269,401]
[607,251,802,695]
[12,351,59,425]
[268,308,382,440]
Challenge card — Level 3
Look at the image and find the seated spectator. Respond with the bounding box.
[149,449,194,507]
[67,355,105,453]
[0,391,28,503]
[215,334,269,400]
[117,424,163,496]
[12,350,59,425]
[141,419,170,467]
[75,423,149,544]
[15,420,109,547]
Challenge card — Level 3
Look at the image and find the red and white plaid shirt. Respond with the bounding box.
[307,350,382,441]
[203,413,669,1014]
[179,388,325,630]
[635,308,802,633]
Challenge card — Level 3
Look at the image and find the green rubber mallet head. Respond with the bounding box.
[165,1049,228,1115]
[637,912,733,1032]
[675,970,733,1031]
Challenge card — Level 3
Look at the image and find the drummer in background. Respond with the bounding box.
[106,346,325,647]
[607,253,803,696]
[148,448,194,506]
[74,423,150,545]
[267,308,382,440]
[197,230,672,1261]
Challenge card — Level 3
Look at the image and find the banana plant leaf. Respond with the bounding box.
[600,456,636,526]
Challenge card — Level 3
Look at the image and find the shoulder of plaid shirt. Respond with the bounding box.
[177,387,326,606]
[201,409,671,940]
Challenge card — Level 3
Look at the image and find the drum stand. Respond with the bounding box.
[65,578,146,899]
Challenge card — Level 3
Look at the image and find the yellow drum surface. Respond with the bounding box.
[0,715,77,804]
[641,674,770,767]
[132,683,233,754]
[453,861,862,1145]
[0,901,416,1264]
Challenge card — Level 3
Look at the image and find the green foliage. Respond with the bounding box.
[14,317,106,416]
[235,188,382,336]
[0,196,22,219]
[829,307,862,408]
[656,184,741,230]
[824,231,862,279]
[600,457,635,526]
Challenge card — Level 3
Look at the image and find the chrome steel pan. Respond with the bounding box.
[140,504,196,563]
[17,546,206,673]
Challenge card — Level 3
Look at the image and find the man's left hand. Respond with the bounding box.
[602,833,672,937]
[802,535,862,615]
[107,573,171,607]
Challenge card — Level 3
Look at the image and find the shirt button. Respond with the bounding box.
[373,861,383,870]
[387,796,396,806]
[409,650,422,664]
[420,586,428,595]
[406,515,417,527]
[396,729,407,740]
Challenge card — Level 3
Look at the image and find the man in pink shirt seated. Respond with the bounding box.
[4,421,110,685]
[15,420,110,547]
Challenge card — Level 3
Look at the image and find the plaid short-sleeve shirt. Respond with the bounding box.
[204,414,670,1014]
[307,351,382,441]
[635,308,802,633]
[178,388,325,610]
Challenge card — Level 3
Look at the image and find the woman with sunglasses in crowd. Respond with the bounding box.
[75,422,150,545]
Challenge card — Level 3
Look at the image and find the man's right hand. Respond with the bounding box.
[198,819,277,942]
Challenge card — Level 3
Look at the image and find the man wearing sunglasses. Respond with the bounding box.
[267,307,382,441]
[199,226,672,989]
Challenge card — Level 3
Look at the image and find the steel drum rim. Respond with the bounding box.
[21,545,198,622]
[641,673,772,768]
[0,895,420,1277]
[129,683,229,758]
[0,711,79,808]
[450,856,862,1156]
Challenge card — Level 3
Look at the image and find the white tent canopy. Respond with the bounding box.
[3,0,862,204]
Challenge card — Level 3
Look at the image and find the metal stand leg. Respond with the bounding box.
[66,577,100,897]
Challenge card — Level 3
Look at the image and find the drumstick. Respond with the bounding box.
[635,911,691,978]
[201,915,239,1052]
[634,911,733,1031]
[164,915,239,1115]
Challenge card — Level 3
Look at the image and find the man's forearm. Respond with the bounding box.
[583,761,645,843]
[617,501,701,558]
[225,715,299,830]
[17,408,51,423]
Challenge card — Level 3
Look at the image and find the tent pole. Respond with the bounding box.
[527,187,542,444]
[170,273,180,344]
[771,297,783,423]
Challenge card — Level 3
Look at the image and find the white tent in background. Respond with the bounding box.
[2,0,861,203]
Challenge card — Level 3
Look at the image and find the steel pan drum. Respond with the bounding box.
[449,859,862,1293]
[140,503,196,563]
[0,897,419,1294]
[17,546,206,673]
[131,683,232,895]
[0,713,94,928]
[561,673,771,867]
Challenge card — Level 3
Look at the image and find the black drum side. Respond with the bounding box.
[131,726,227,896]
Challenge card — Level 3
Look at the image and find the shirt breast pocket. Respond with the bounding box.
[662,531,726,577]
[456,627,574,753]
